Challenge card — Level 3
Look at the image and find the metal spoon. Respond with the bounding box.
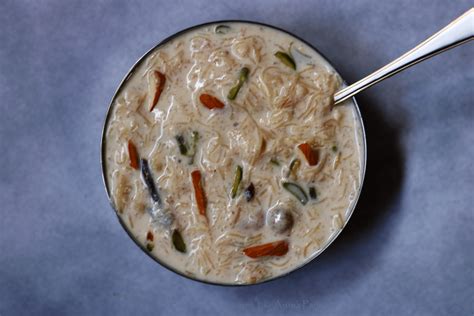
[334,8,473,105]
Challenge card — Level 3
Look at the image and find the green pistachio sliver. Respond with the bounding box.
[227,85,241,100]
[231,165,243,198]
[172,229,186,253]
[274,51,296,70]
[175,135,188,155]
[282,182,308,205]
[287,159,301,177]
[215,25,231,34]
[239,67,249,82]
[227,67,250,100]
[146,243,154,252]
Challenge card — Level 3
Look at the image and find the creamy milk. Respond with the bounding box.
[103,22,365,284]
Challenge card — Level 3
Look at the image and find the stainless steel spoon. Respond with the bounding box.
[334,8,473,105]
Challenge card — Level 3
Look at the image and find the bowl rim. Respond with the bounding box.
[100,19,367,286]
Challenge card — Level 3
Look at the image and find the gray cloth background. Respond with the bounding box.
[1,1,473,315]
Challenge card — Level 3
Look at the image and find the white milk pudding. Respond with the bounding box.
[103,22,365,284]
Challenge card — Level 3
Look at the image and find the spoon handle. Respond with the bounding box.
[334,8,474,105]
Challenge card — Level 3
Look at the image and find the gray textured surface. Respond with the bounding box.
[1,1,473,315]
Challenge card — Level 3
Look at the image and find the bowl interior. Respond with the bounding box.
[100,20,367,286]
